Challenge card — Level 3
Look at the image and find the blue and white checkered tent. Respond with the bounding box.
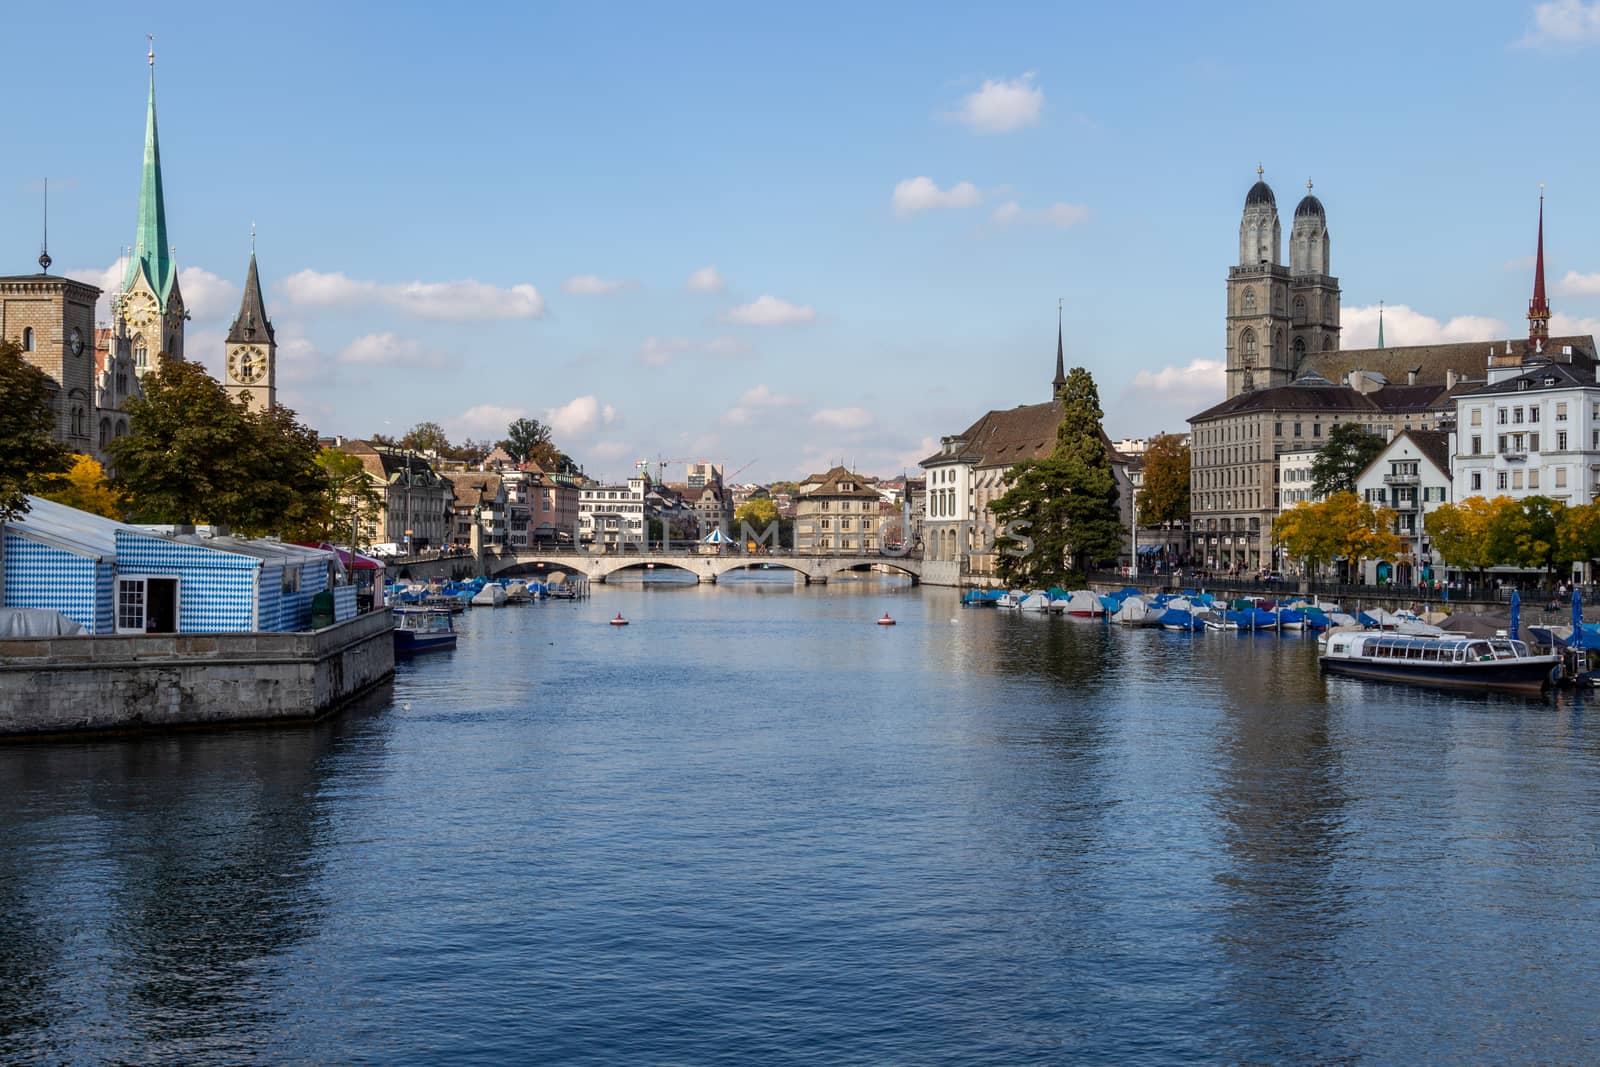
[159,534,339,632]
[1,497,121,633]
[116,529,268,632]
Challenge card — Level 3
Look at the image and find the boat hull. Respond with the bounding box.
[1319,657,1555,694]
[394,631,456,656]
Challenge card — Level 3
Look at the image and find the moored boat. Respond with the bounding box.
[393,609,457,655]
[1320,632,1557,694]
[471,583,508,607]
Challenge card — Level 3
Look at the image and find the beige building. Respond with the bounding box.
[794,467,880,552]
[338,441,454,551]
[2,274,102,457]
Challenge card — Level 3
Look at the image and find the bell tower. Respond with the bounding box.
[1288,179,1340,368]
[119,37,185,379]
[224,237,276,411]
[1225,166,1295,397]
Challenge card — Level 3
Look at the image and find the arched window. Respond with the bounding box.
[116,419,128,438]
[1275,329,1284,355]
[21,327,34,351]
[1293,296,1307,323]
[70,406,86,438]
[99,419,111,450]
[1242,288,1256,313]
[1240,328,1257,365]
[1323,336,1335,351]
[133,341,149,370]
[1293,336,1306,364]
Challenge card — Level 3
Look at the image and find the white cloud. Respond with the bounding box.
[1518,0,1600,46]
[590,441,630,460]
[990,200,1090,229]
[1112,359,1226,435]
[338,331,443,368]
[892,176,983,216]
[723,384,801,426]
[1342,304,1507,349]
[1128,359,1225,399]
[280,269,546,320]
[686,265,726,293]
[1505,254,1538,273]
[179,267,240,320]
[811,407,875,430]
[545,395,617,438]
[639,335,753,367]
[722,295,817,326]
[562,274,630,296]
[1557,270,1600,295]
[455,404,526,438]
[898,437,939,471]
[948,73,1044,133]
[1551,311,1600,335]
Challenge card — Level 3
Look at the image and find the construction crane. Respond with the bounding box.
[726,459,757,484]
[637,455,697,483]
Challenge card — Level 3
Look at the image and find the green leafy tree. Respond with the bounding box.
[399,421,451,455]
[991,367,1122,586]
[735,497,778,529]
[1310,422,1387,498]
[40,455,124,519]
[110,360,325,536]
[1557,502,1600,572]
[1488,495,1562,577]
[312,448,382,546]
[0,341,72,519]
[499,418,552,463]
[1136,433,1190,525]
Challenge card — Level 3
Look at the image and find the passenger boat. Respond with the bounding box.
[1319,632,1557,694]
[392,609,457,655]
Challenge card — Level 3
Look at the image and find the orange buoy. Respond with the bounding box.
[877,613,896,626]
[610,613,630,626]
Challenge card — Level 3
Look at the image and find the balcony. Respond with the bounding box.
[1501,450,1527,462]
[1383,472,1420,486]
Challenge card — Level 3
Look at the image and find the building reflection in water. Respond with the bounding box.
[0,688,392,1062]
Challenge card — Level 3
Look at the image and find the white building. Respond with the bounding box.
[1276,448,1323,509]
[579,475,648,547]
[1452,358,1600,505]
[1353,429,1452,584]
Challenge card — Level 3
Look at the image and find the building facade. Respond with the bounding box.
[1352,429,1452,584]
[794,467,881,552]
[1,275,102,457]
[1276,448,1322,509]
[338,441,453,551]
[579,475,648,547]
[442,472,507,550]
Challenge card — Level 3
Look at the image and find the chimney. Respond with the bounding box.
[1407,369,1418,386]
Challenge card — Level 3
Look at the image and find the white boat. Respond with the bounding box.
[470,584,507,607]
[997,591,1028,609]
[1019,592,1052,612]
[1062,590,1104,617]
[1112,596,1160,627]
[1320,631,1557,694]
[505,581,532,603]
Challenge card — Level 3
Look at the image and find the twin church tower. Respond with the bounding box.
[1224,167,1341,398]
[119,42,277,412]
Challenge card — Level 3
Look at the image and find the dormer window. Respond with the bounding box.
[1517,380,1530,391]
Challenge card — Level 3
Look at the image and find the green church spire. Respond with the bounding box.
[1377,300,1385,349]
[124,37,175,308]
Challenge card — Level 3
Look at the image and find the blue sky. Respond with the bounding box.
[8,0,1600,482]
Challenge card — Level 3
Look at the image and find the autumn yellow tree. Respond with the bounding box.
[40,454,124,519]
[1557,501,1600,574]
[1426,496,1504,584]
[1273,491,1398,582]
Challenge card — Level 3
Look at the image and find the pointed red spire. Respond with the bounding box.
[1529,187,1551,349]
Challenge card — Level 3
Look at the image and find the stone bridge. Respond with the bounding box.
[389,548,925,586]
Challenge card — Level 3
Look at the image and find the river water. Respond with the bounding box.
[2,575,1599,1064]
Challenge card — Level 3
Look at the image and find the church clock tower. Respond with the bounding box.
[1225,167,1295,398]
[120,39,185,379]
[224,244,276,411]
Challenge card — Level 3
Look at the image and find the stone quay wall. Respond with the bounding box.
[0,610,394,738]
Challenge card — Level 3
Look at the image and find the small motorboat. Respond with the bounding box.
[471,584,508,607]
[609,613,630,626]
[877,613,896,626]
[392,609,456,656]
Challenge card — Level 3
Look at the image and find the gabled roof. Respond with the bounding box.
[922,399,1131,469]
[1460,359,1599,396]
[3,496,134,560]
[1356,429,1453,486]
[442,471,504,507]
[798,466,879,498]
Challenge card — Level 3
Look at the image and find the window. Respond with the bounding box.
[1471,472,1483,491]
[1557,468,1568,488]
[1530,433,1540,451]
[1557,402,1568,421]
[1558,431,1568,450]
[1274,421,1282,436]
[117,579,146,632]
[1499,435,1508,453]
[1312,423,1322,439]
[1497,472,1508,490]
[1240,328,1257,365]
[1530,406,1541,422]
[70,406,85,438]
[1242,288,1256,312]
[21,327,34,351]
[1293,422,1302,437]
[1498,408,1508,425]
[1530,469,1541,489]
[1471,435,1482,455]
[1514,407,1525,424]
[99,419,111,450]
[1471,408,1482,426]
[1512,471,1524,490]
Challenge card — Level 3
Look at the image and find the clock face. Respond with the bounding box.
[229,346,267,385]
[122,289,158,330]
[69,328,84,356]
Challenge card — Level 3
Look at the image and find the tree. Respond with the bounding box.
[1425,496,1501,584]
[0,341,72,519]
[1488,495,1563,577]
[110,360,325,536]
[455,437,493,466]
[399,421,451,455]
[735,498,778,531]
[313,447,382,546]
[1136,433,1190,525]
[40,455,124,519]
[1272,492,1398,581]
[1310,422,1386,498]
[499,417,552,463]
[990,367,1122,586]
[1557,502,1600,573]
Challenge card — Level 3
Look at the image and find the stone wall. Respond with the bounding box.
[0,610,394,738]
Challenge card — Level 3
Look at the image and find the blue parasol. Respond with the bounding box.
[1510,588,1521,641]
[1573,588,1585,652]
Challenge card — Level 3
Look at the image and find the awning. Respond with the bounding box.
[294,542,385,570]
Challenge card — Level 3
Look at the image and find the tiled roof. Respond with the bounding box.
[1459,359,1599,396]
[442,472,503,508]
[798,466,880,498]
[1402,429,1452,474]
[923,399,1130,469]
[1303,335,1596,385]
